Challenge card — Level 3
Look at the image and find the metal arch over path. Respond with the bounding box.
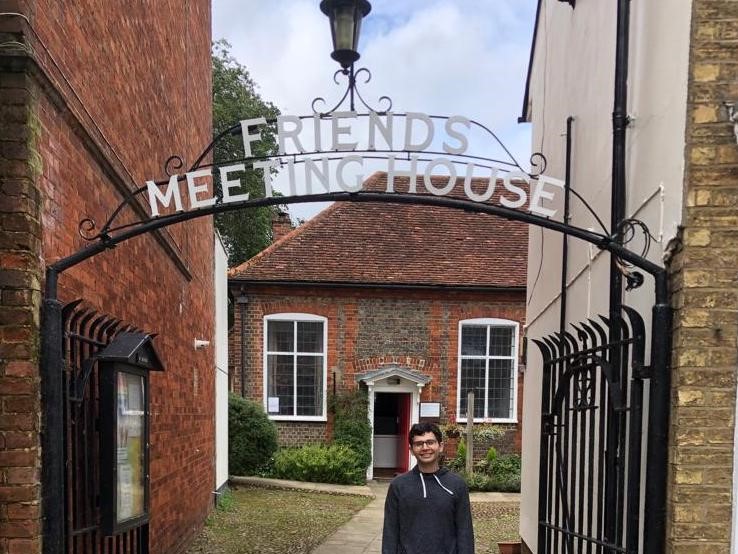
[39,112,672,554]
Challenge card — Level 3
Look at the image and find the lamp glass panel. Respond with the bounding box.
[333,6,356,52]
[115,371,146,523]
[353,17,363,50]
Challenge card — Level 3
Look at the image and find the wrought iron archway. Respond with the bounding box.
[39,92,672,553]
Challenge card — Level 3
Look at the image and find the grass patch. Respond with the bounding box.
[186,485,372,554]
[472,502,520,553]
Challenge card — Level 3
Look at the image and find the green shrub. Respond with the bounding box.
[472,425,506,442]
[331,389,372,474]
[491,453,521,479]
[456,439,467,462]
[486,446,498,463]
[333,417,372,470]
[228,394,278,475]
[271,444,365,485]
[461,471,521,493]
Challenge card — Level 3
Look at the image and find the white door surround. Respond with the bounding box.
[356,365,431,481]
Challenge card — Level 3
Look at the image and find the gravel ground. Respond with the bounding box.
[472,502,521,553]
[186,485,371,554]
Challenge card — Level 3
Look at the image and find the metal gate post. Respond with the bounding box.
[40,268,65,553]
[644,272,673,553]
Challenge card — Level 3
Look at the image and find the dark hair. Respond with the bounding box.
[408,422,442,446]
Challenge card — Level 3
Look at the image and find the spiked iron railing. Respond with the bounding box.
[534,306,646,554]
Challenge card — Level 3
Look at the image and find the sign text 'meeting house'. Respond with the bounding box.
[145,112,565,218]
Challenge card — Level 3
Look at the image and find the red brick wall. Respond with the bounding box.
[229,284,526,450]
[1,2,214,553]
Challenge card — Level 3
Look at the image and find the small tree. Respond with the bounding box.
[228,394,278,475]
[331,389,372,473]
[212,39,282,266]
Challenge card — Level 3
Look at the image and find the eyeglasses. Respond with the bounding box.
[411,439,439,449]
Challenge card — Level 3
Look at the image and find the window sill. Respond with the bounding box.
[268,416,327,423]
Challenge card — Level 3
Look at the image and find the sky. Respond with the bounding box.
[212,0,537,221]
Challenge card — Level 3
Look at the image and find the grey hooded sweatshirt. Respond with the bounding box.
[382,466,474,554]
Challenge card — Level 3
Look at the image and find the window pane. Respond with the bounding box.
[267,321,294,352]
[488,359,514,419]
[489,326,514,356]
[459,358,485,419]
[296,356,322,416]
[297,321,323,353]
[267,354,293,415]
[461,325,487,356]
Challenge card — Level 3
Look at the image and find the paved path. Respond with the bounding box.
[311,480,388,554]
[231,476,520,554]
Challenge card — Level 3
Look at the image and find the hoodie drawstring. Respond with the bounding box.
[419,472,454,498]
[434,474,455,496]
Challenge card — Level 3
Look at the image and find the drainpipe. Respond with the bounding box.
[610,0,631,319]
[608,4,673,545]
[236,291,248,397]
[559,116,574,336]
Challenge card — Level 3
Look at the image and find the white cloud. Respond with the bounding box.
[212,0,536,221]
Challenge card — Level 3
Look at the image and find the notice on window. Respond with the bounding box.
[420,402,441,418]
[268,397,280,413]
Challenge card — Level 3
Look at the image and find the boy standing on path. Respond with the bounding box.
[382,422,475,554]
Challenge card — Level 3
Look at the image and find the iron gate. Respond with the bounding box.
[62,300,149,554]
[534,306,647,553]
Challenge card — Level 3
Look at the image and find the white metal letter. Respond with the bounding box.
[220,164,250,204]
[313,114,323,152]
[368,112,393,150]
[240,117,267,158]
[146,174,183,217]
[331,111,358,151]
[387,154,419,192]
[277,115,306,155]
[463,164,498,203]
[443,116,471,155]
[337,156,365,192]
[529,175,564,218]
[304,157,330,193]
[423,158,456,195]
[403,112,434,152]
[254,160,279,197]
[500,171,529,209]
[187,169,216,210]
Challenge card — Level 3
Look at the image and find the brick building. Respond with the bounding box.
[518,0,738,552]
[1,3,218,553]
[229,172,528,479]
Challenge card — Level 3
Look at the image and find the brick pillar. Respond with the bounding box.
[668,2,738,551]
[0,47,44,554]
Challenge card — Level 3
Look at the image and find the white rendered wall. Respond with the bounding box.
[520,0,692,548]
[215,236,229,490]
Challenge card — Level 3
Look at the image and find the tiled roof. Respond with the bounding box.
[229,172,528,288]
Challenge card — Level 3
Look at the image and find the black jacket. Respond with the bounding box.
[382,466,474,554]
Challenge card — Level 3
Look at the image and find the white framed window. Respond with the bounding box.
[263,313,327,421]
[457,318,519,423]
